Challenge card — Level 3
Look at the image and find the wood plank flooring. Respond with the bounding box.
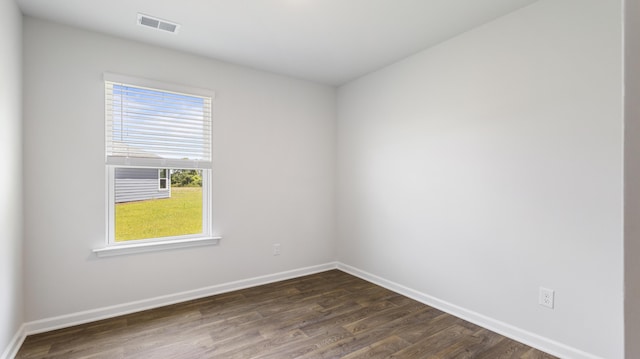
[16,270,557,358]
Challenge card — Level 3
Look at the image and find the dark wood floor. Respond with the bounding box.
[17,270,556,358]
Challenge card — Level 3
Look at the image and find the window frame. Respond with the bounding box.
[158,169,169,191]
[95,73,220,257]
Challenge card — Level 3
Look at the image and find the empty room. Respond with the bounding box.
[2,0,639,358]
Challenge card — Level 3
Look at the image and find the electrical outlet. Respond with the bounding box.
[539,287,554,309]
[273,243,281,256]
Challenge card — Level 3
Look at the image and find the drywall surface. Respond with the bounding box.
[626,0,640,357]
[23,18,336,321]
[0,0,23,356]
[337,0,623,357]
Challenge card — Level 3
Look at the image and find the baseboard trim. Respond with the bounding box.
[14,261,602,359]
[23,262,338,337]
[0,324,26,359]
[336,263,602,359]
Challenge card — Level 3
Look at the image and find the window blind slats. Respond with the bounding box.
[112,102,211,113]
[112,112,210,128]
[109,86,208,105]
[105,81,212,169]
[107,97,211,113]
[108,140,210,152]
[109,130,210,143]
[110,125,208,139]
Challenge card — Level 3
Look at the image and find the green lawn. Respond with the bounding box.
[115,187,202,241]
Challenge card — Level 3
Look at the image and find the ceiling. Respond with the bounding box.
[16,0,538,85]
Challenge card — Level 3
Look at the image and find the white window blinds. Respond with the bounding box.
[105,74,213,169]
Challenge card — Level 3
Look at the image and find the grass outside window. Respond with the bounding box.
[115,187,203,241]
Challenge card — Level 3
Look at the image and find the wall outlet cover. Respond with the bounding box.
[539,287,554,309]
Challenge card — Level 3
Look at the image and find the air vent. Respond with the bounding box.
[137,13,180,34]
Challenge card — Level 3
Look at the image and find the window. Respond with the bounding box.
[159,169,169,191]
[103,73,214,248]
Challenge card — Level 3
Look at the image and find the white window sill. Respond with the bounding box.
[93,236,221,258]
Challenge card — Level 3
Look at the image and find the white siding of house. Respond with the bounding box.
[114,168,170,203]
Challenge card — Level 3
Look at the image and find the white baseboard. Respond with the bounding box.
[11,261,601,359]
[0,324,26,359]
[23,262,338,336]
[336,263,602,359]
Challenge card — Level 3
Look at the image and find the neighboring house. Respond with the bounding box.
[110,141,172,203]
[115,168,170,203]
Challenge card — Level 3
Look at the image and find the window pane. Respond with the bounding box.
[115,167,202,242]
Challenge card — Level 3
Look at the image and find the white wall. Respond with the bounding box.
[625,0,640,357]
[337,1,623,358]
[23,18,336,322]
[0,0,23,356]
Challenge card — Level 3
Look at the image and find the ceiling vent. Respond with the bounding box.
[137,13,180,34]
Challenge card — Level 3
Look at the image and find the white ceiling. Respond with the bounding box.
[16,0,538,85]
